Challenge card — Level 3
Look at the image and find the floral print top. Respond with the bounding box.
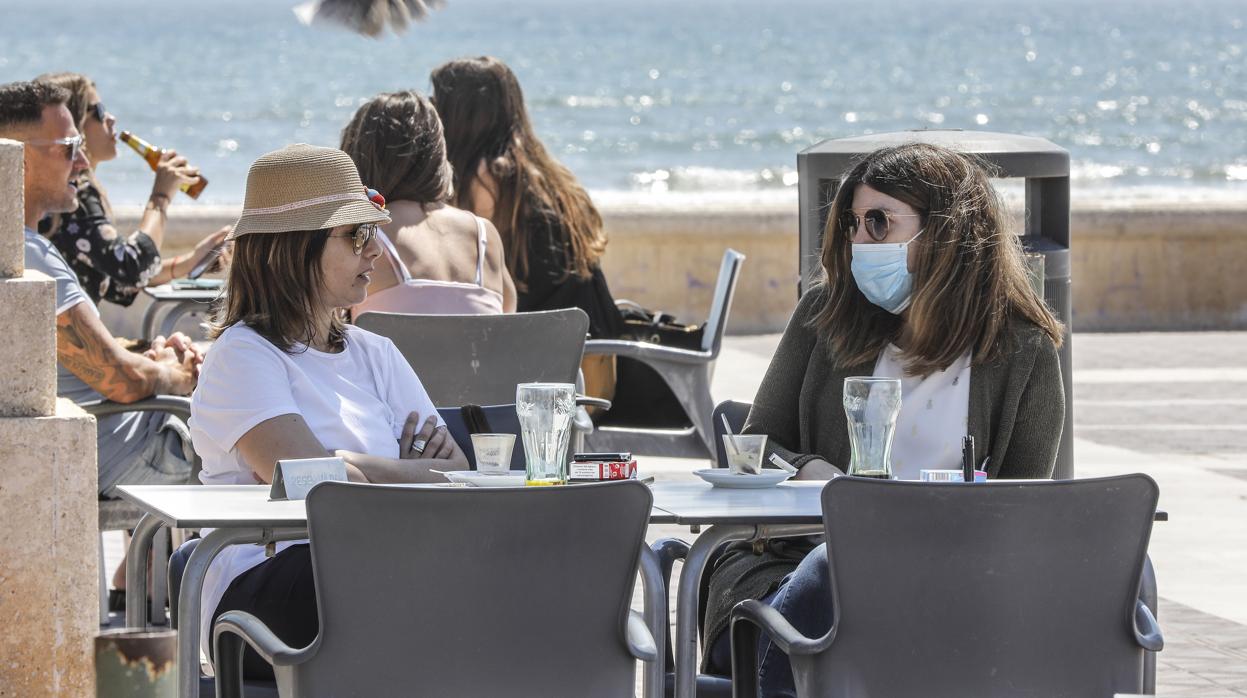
[38,181,162,307]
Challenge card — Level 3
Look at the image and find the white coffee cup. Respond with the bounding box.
[471,433,516,475]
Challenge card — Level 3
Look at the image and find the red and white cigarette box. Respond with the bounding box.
[569,459,638,481]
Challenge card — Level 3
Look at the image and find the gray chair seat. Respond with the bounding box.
[730,474,1164,697]
[213,481,658,697]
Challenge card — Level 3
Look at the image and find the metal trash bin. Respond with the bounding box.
[796,129,1073,479]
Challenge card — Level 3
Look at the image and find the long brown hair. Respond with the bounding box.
[339,90,453,205]
[208,229,348,352]
[430,56,606,286]
[814,142,1063,376]
[34,72,111,218]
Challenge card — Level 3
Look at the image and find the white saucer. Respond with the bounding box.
[443,471,526,488]
[693,469,793,489]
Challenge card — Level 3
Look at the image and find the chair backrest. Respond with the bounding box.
[438,404,525,470]
[355,308,589,406]
[699,249,746,355]
[802,474,1159,698]
[711,400,753,469]
[298,481,652,697]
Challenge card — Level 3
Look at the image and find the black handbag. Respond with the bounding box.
[597,305,704,428]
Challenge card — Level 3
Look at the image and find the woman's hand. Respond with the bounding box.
[794,458,842,481]
[186,225,232,276]
[150,149,198,202]
[399,412,455,460]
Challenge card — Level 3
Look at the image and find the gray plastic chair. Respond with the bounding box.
[354,308,604,449]
[214,480,659,698]
[731,474,1164,698]
[585,249,746,458]
[84,395,200,627]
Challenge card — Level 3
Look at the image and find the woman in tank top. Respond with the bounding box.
[341,90,516,317]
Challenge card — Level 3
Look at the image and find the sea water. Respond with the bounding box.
[2,0,1244,205]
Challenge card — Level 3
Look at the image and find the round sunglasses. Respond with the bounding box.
[840,208,923,242]
[329,223,379,255]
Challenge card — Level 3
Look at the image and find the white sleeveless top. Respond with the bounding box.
[353,216,505,316]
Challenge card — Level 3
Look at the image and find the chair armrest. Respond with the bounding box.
[731,599,833,657]
[626,609,658,662]
[214,610,312,667]
[79,395,192,423]
[576,395,611,411]
[584,339,711,365]
[1134,599,1164,651]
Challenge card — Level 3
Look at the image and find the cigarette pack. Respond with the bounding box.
[569,458,638,482]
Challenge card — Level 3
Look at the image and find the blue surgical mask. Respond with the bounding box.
[850,230,924,314]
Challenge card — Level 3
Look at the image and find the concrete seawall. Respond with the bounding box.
[116,194,1247,333]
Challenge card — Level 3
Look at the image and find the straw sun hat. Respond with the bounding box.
[228,143,390,239]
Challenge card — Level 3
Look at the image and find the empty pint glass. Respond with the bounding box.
[516,383,576,485]
[842,377,902,479]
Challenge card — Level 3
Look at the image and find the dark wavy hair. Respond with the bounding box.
[208,229,348,353]
[339,90,453,205]
[0,80,69,134]
[430,56,606,287]
[814,142,1063,376]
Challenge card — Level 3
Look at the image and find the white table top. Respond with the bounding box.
[144,280,223,301]
[116,481,832,529]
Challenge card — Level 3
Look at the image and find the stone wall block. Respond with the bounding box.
[0,139,24,279]
[0,400,99,697]
[0,272,57,417]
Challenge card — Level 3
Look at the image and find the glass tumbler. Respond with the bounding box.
[842,377,902,479]
[516,382,576,485]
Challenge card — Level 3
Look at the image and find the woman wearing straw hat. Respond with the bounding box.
[189,143,468,680]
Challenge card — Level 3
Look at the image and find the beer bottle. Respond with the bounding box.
[118,131,208,199]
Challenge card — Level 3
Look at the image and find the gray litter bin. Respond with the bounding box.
[796,129,1073,480]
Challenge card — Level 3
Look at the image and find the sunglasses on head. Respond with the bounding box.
[839,207,923,242]
[331,223,379,255]
[88,102,107,123]
[24,134,84,163]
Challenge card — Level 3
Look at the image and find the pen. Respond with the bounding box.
[962,435,975,484]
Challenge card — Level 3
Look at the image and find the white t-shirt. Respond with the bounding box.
[872,344,972,481]
[189,322,442,658]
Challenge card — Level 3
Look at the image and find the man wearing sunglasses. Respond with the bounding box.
[3,81,199,565]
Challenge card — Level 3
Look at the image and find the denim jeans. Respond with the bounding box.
[755,543,833,698]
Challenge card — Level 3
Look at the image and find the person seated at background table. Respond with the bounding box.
[189,143,468,681]
[431,56,624,400]
[34,72,230,307]
[342,89,515,317]
[3,79,203,606]
[701,143,1066,695]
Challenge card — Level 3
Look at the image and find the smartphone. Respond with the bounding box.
[187,242,227,279]
[572,452,633,462]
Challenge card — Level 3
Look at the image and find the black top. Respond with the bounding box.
[38,181,162,307]
[515,212,623,339]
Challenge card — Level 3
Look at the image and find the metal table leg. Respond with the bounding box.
[639,544,666,698]
[158,299,207,339]
[125,514,165,628]
[177,528,307,698]
[673,523,824,698]
[674,524,753,698]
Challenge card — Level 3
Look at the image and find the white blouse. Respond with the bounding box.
[872,344,973,481]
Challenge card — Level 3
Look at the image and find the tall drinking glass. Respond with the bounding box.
[516,382,576,486]
[842,377,902,479]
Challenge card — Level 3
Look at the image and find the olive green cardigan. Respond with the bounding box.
[744,285,1065,480]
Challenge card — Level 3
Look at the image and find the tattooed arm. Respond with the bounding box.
[56,303,197,403]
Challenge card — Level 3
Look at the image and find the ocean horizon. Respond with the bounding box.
[2,0,1245,205]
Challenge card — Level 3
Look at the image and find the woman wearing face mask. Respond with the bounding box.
[700,143,1065,694]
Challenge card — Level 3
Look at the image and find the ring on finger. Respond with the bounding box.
[410,438,428,454]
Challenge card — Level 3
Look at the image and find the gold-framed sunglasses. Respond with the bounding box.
[840,207,923,242]
[330,223,379,255]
